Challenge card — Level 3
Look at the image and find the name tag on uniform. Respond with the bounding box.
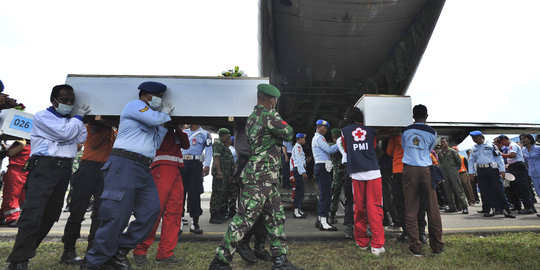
[9,114,33,133]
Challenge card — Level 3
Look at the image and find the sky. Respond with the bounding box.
[1,1,539,150]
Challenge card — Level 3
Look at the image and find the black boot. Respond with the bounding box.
[253,235,272,261]
[329,211,337,224]
[208,256,232,270]
[419,233,428,244]
[60,249,84,264]
[503,209,516,218]
[271,255,303,270]
[236,238,257,263]
[105,248,132,270]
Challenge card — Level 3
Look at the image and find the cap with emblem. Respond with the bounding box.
[218,128,230,135]
[316,119,330,128]
[331,128,341,135]
[138,81,167,93]
[469,130,482,136]
[296,133,305,138]
[257,83,281,98]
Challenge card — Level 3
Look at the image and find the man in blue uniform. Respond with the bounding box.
[468,131,515,218]
[181,124,212,234]
[7,84,90,270]
[85,81,174,269]
[312,119,339,231]
[281,141,293,189]
[401,105,444,257]
[291,133,308,218]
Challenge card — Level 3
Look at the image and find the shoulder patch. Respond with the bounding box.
[139,106,149,112]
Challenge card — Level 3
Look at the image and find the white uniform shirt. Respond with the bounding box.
[290,142,306,174]
[506,140,525,164]
[31,107,87,158]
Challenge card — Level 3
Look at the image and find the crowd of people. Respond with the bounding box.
[0,79,538,270]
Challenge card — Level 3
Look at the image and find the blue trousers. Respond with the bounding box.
[477,168,507,210]
[86,155,160,268]
[315,163,332,217]
[292,168,305,210]
[181,160,203,217]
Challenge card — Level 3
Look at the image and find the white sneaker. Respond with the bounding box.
[371,247,385,256]
[355,243,369,250]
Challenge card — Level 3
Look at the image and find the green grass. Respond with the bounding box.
[0,232,539,269]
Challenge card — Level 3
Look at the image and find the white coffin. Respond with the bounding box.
[0,109,34,140]
[354,95,413,127]
[65,75,269,118]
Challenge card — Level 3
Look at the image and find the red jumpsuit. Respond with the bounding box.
[1,144,31,223]
[133,128,190,260]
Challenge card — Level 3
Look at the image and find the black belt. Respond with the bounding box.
[111,148,153,167]
[30,156,73,168]
[80,159,106,168]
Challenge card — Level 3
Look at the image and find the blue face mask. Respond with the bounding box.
[148,96,162,110]
[54,99,74,115]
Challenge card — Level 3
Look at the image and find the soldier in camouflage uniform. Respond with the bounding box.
[209,83,302,270]
[210,128,236,224]
[329,128,346,224]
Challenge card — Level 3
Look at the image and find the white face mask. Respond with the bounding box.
[54,99,74,115]
[147,95,162,110]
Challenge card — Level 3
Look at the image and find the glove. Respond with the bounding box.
[162,102,174,115]
[76,104,91,117]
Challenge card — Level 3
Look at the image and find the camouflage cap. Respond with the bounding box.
[330,128,341,135]
[257,83,281,98]
[218,128,230,135]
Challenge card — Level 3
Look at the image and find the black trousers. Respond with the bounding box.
[477,167,507,210]
[7,159,72,262]
[62,160,105,252]
[507,162,535,209]
[181,160,203,217]
[343,168,354,225]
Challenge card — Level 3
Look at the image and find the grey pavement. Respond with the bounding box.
[1,193,539,242]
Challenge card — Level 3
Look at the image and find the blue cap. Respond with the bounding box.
[316,119,329,127]
[138,81,167,93]
[0,79,4,92]
[296,133,305,138]
[230,136,235,143]
[469,130,483,136]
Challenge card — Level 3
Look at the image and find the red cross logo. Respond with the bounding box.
[352,127,367,142]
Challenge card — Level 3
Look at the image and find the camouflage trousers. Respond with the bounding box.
[215,180,287,262]
[210,175,228,217]
[330,169,346,212]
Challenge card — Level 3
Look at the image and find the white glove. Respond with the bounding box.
[162,102,174,115]
[76,104,91,117]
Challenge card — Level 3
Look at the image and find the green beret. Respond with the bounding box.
[218,128,230,135]
[257,83,281,98]
[331,128,341,135]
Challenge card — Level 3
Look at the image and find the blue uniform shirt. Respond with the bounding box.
[522,144,540,177]
[113,99,170,158]
[467,143,505,174]
[312,132,338,163]
[290,142,306,174]
[401,123,437,167]
[182,127,213,167]
[283,141,293,154]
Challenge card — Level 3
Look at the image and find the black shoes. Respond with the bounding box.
[518,208,535,215]
[419,233,428,244]
[60,249,84,265]
[208,256,232,270]
[344,225,354,239]
[329,212,338,224]
[236,240,257,263]
[272,255,303,270]
[132,254,148,266]
[190,224,204,234]
[462,208,469,215]
[503,209,516,218]
[484,208,495,217]
[477,209,489,214]
[7,261,28,270]
[445,208,458,213]
[105,248,132,270]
